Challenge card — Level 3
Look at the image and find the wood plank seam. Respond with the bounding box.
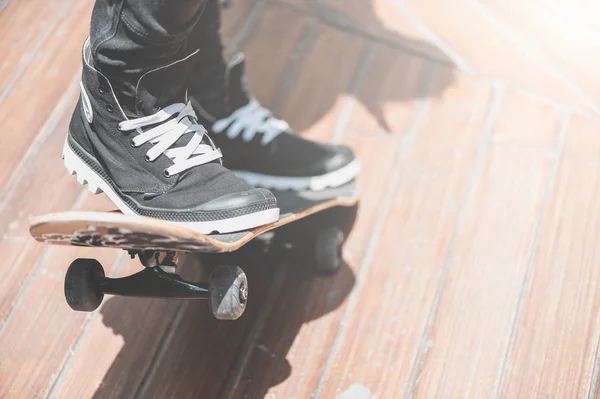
[45,252,130,399]
[388,0,476,73]
[470,1,600,115]
[488,141,561,155]
[588,328,600,399]
[0,0,74,104]
[494,83,600,126]
[330,43,378,142]
[314,68,436,398]
[495,109,572,399]
[404,82,505,399]
[134,301,189,398]
[223,0,266,56]
[0,73,80,211]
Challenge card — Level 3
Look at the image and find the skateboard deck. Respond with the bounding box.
[30,180,358,253]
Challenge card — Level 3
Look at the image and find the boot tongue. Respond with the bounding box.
[226,53,251,112]
[132,52,197,118]
[130,51,220,175]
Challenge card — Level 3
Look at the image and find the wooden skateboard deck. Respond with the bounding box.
[30,180,358,253]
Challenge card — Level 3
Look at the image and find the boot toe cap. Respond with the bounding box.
[197,188,277,212]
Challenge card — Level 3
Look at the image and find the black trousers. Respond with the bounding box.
[89,0,225,104]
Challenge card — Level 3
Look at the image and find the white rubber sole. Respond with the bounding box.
[233,159,361,191]
[62,139,279,234]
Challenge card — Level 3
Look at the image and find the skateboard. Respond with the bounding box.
[30,181,358,320]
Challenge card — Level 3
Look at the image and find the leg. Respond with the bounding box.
[187,0,228,117]
[89,0,208,114]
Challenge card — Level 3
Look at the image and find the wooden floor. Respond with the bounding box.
[2,0,600,397]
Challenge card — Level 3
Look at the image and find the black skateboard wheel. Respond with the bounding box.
[314,227,345,274]
[64,258,105,312]
[209,265,247,320]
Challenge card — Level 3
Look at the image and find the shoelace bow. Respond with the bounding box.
[212,98,289,145]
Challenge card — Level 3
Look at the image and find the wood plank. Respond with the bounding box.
[237,3,310,111]
[0,155,99,319]
[278,24,368,141]
[492,88,564,148]
[503,115,600,399]
[479,0,600,108]
[0,0,92,192]
[0,172,117,399]
[221,0,261,41]
[315,71,494,398]
[231,48,433,399]
[0,236,124,397]
[0,239,45,321]
[0,83,80,238]
[0,89,85,323]
[0,0,70,93]
[412,144,556,398]
[397,0,591,111]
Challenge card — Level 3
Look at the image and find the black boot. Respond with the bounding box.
[65,38,279,233]
[187,0,359,191]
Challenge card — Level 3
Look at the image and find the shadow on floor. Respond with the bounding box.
[237,0,456,134]
[95,244,356,398]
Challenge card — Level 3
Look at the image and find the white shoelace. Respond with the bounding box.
[212,98,289,145]
[118,102,222,177]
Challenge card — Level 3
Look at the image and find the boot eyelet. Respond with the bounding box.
[106,104,113,113]
[130,139,136,147]
[145,155,152,162]
[99,85,107,94]
[163,169,171,178]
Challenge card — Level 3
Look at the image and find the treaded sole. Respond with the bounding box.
[62,138,279,234]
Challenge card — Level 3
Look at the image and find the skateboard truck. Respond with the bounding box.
[64,251,248,320]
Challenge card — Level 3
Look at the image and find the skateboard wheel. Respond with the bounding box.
[209,265,247,320]
[314,227,344,274]
[64,258,105,312]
